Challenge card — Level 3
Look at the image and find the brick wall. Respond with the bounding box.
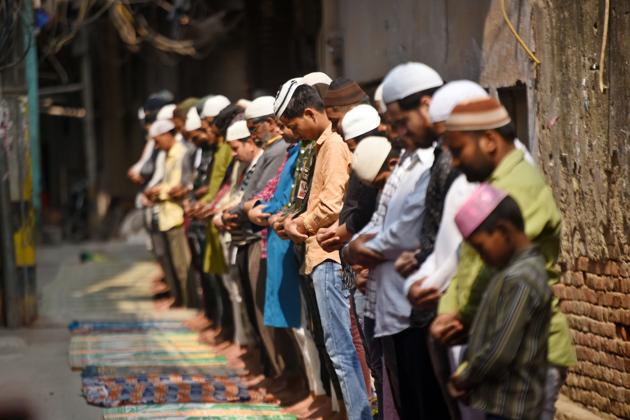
[554,258,630,419]
[532,1,630,418]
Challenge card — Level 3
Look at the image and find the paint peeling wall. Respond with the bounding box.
[533,2,630,417]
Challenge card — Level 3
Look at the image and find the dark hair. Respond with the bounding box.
[355,128,386,142]
[378,140,403,172]
[214,104,243,136]
[493,123,517,143]
[474,195,524,235]
[144,111,158,125]
[470,122,517,144]
[312,83,330,100]
[283,85,325,119]
[398,86,441,111]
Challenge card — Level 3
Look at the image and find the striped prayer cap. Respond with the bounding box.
[445,97,511,132]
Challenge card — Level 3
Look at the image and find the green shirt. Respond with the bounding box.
[439,148,576,367]
[201,141,233,275]
[202,141,233,203]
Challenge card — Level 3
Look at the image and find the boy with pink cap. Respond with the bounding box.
[448,184,552,420]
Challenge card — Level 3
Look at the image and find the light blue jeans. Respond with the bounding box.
[311,261,371,420]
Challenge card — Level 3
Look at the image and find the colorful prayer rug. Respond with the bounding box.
[69,320,189,334]
[82,369,271,407]
[69,332,225,368]
[102,403,296,419]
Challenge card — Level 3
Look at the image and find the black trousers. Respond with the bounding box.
[383,326,450,419]
[294,244,342,399]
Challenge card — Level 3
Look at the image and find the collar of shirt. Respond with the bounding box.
[407,145,437,169]
[490,148,524,182]
[315,123,334,147]
[246,149,264,173]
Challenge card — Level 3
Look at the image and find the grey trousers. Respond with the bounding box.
[541,365,568,420]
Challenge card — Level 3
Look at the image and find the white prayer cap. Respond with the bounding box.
[237,98,252,109]
[381,62,443,104]
[245,96,275,120]
[156,104,176,121]
[352,136,392,183]
[341,104,381,141]
[149,120,175,138]
[274,77,304,118]
[373,83,386,114]
[200,95,230,118]
[226,120,251,142]
[303,71,332,86]
[185,106,202,131]
[429,80,489,123]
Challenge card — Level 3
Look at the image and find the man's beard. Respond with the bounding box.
[462,163,494,183]
[412,125,438,149]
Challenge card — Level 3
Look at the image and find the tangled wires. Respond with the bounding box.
[0,0,32,71]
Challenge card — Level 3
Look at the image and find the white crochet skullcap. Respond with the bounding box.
[429,80,489,123]
[341,104,381,141]
[245,96,275,120]
[184,106,202,131]
[381,62,443,104]
[226,120,251,142]
[352,136,392,183]
[156,104,176,121]
[303,71,333,86]
[200,95,230,118]
[149,120,175,138]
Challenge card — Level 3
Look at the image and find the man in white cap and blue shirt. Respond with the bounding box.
[344,62,450,419]
[224,96,304,395]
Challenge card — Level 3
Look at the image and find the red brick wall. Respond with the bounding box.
[554,258,630,419]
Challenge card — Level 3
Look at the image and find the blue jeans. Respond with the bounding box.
[312,261,371,420]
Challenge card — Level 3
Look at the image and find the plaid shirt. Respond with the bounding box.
[456,246,552,419]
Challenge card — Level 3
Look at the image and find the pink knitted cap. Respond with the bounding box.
[455,183,508,239]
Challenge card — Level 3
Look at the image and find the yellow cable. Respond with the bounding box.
[500,0,541,65]
[598,0,610,93]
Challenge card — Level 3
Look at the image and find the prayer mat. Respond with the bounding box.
[103,403,296,419]
[82,370,272,407]
[83,365,239,379]
[69,320,189,334]
[69,332,225,368]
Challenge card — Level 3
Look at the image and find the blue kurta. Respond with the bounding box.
[260,144,301,328]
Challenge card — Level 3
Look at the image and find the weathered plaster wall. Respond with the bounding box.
[533,1,630,418]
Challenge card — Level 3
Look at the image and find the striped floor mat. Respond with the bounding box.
[103,403,296,419]
[69,320,189,334]
[69,331,226,368]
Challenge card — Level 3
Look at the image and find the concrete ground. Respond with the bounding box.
[0,239,611,420]
[0,241,152,420]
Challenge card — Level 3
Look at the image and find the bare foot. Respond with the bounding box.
[296,395,334,419]
[154,297,175,310]
[184,314,212,331]
[241,374,266,388]
[284,394,314,413]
